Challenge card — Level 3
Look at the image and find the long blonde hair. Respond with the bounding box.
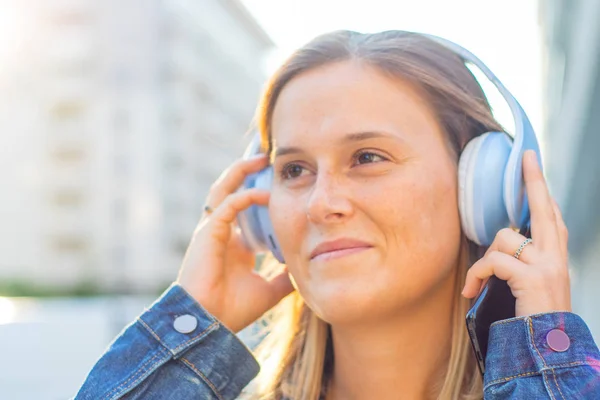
[251,30,503,400]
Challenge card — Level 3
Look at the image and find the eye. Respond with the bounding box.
[354,150,388,165]
[280,163,309,180]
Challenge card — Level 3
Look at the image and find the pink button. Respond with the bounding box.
[546,329,570,352]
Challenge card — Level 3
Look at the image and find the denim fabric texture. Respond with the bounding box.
[74,283,600,399]
[484,311,600,398]
[74,283,259,400]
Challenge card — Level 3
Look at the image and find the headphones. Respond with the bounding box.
[236,33,542,263]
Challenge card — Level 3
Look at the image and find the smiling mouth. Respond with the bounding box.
[311,246,372,261]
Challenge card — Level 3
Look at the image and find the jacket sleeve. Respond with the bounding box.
[73,283,260,400]
[483,311,600,399]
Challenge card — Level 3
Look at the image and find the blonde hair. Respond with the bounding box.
[251,30,503,400]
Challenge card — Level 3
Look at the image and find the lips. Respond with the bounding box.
[310,238,373,260]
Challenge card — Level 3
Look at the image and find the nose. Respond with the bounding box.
[306,169,354,224]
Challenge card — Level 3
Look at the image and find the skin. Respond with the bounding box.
[177,59,571,400]
[269,60,463,399]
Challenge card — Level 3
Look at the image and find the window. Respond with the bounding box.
[50,100,85,120]
[50,235,88,253]
[52,147,85,163]
[52,190,84,207]
[52,57,95,77]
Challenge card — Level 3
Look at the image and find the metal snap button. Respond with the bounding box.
[174,314,198,334]
[546,328,570,352]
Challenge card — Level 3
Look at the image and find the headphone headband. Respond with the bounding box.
[422,34,541,229]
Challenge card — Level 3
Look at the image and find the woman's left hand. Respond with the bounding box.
[461,149,572,317]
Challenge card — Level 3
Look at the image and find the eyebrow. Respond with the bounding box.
[273,131,402,158]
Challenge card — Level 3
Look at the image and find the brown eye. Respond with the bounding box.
[281,164,306,180]
[355,151,386,165]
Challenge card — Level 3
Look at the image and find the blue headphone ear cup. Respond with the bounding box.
[236,134,285,263]
[236,170,265,252]
[458,132,513,245]
[236,166,285,263]
[253,168,285,262]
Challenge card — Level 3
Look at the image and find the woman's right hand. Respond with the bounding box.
[176,154,294,333]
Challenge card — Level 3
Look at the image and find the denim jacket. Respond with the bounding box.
[74,283,600,399]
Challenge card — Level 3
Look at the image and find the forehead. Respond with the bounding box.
[270,60,441,147]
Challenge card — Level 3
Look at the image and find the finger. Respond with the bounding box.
[550,198,569,265]
[205,154,269,210]
[213,188,270,224]
[485,228,539,263]
[204,189,270,252]
[523,150,560,250]
[462,251,524,298]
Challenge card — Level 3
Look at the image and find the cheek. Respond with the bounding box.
[413,171,459,230]
[426,165,461,235]
[269,188,317,298]
[414,172,462,278]
[373,165,462,267]
[268,188,306,259]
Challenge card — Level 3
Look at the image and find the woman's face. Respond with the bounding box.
[269,60,463,324]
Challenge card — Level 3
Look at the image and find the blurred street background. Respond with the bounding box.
[0,0,599,398]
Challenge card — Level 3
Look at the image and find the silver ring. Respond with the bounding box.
[203,204,214,214]
[514,238,533,260]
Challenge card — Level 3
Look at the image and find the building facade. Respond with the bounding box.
[539,0,600,339]
[0,0,272,293]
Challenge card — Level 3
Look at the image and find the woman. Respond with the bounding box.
[75,31,600,399]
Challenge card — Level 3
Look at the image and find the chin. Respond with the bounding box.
[304,264,451,326]
[302,277,410,326]
[291,252,439,325]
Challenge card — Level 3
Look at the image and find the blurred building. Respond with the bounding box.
[539,0,600,337]
[0,0,272,293]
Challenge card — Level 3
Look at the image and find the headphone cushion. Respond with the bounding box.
[458,134,485,244]
[458,132,512,245]
[236,167,285,263]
